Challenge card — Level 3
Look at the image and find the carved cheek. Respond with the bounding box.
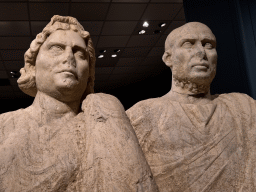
[175,49,192,65]
[35,55,47,74]
[45,54,66,73]
[37,50,55,69]
[208,50,218,65]
[37,57,60,82]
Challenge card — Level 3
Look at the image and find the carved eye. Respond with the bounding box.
[204,42,213,49]
[50,45,63,52]
[75,50,85,60]
[182,41,193,48]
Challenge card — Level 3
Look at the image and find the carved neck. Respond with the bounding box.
[171,77,211,95]
[165,90,212,104]
[27,91,81,125]
[167,78,212,104]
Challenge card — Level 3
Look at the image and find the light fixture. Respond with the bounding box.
[111,54,117,58]
[98,55,104,58]
[143,21,149,27]
[114,49,121,53]
[159,23,166,27]
[139,30,146,35]
[99,49,106,53]
[10,71,20,78]
[153,30,161,34]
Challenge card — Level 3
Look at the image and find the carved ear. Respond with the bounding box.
[162,51,172,68]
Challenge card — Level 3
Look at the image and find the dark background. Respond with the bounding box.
[1,0,256,113]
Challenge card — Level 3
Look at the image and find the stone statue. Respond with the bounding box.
[126,22,256,192]
[0,15,158,192]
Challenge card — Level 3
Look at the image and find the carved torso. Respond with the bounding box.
[0,108,84,191]
[0,93,159,192]
[127,93,256,192]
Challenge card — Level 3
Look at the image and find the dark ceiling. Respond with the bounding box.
[0,0,185,101]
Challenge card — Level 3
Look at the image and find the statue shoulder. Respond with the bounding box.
[217,92,254,104]
[216,92,255,118]
[82,93,124,111]
[0,109,23,142]
[81,93,127,121]
[126,97,166,122]
[0,109,23,126]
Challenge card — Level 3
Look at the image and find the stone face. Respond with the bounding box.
[0,15,158,192]
[126,22,256,191]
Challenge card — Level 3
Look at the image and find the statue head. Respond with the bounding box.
[162,22,217,94]
[17,15,96,102]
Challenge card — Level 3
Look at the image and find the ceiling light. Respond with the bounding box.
[154,30,161,34]
[159,23,166,27]
[111,54,117,58]
[139,30,146,35]
[98,55,104,58]
[143,21,149,27]
[114,49,121,53]
[10,71,20,78]
[99,49,106,53]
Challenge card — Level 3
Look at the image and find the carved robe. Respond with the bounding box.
[0,93,158,192]
[126,93,256,192]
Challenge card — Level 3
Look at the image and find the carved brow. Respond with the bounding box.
[47,42,66,48]
[201,38,216,47]
[72,45,87,56]
[179,38,196,45]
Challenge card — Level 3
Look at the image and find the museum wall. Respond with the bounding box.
[236,0,256,99]
[183,0,255,99]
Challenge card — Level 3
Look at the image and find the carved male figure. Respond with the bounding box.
[0,15,158,191]
[127,22,256,191]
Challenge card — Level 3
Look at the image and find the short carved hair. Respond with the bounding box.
[17,15,96,101]
[164,22,216,53]
[163,22,216,66]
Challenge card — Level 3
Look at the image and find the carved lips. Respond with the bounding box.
[58,69,78,79]
[191,62,209,69]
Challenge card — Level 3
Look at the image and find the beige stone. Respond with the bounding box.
[126,22,256,192]
[0,15,159,192]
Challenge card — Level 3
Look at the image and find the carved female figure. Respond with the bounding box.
[0,15,158,192]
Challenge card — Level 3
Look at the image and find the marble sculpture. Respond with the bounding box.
[0,15,159,192]
[127,22,256,192]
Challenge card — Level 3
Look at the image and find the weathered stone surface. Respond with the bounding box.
[127,22,256,192]
[0,15,158,192]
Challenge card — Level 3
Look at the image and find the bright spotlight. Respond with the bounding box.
[143,21,149,27]
[139,30,146,34]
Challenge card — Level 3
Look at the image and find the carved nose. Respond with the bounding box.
[195,45,207,60]
[195,51,207,60]
[63,48,76,67]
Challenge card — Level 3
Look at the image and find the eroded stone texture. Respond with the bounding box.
[0,15,158,192]
[126,22,256,192]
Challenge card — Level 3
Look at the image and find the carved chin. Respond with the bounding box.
[172,67,216,93]
[61,78,77,88]
[52,79,79,95]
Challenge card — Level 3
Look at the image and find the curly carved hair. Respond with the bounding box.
[17,15,96,101]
